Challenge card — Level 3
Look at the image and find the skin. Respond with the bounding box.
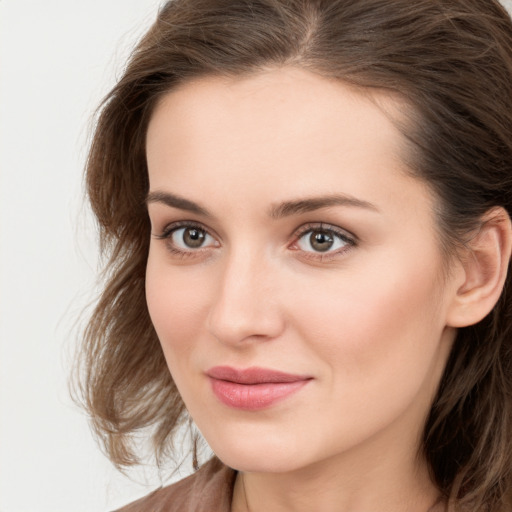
[145,67,464,512]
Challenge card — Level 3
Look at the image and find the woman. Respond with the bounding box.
[76,0,512,510]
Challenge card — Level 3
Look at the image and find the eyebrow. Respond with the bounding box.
[268,195,379,219]
[146,191,212,217]
[146,191,379,218]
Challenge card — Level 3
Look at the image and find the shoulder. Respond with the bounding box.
[114,457,237,512]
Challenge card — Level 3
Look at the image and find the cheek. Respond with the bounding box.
[292,254,447,387]
[145,254,211,363]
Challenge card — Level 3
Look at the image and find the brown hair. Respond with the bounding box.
[76,0,512,509]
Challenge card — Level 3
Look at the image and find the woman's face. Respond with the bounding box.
[145,68,459,474]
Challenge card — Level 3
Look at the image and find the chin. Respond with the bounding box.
[205,429,313,474]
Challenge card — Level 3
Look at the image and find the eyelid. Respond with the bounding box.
[154,220,217,241]
[292,222,357,243]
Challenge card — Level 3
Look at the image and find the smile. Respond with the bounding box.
[206,366,312,410]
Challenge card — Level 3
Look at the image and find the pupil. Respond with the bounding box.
[184,228,205,248]
[310,231,333,252]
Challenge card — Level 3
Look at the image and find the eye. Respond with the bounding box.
[154,222,219,255]
[293,225,354,254]
[170,226,215,249]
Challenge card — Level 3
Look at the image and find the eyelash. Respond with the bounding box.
[290,223,356,261]
[153,221,357,261]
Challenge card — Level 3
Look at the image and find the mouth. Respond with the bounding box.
[206,366,312,410]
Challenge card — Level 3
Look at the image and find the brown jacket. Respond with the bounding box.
[115,458,236,512]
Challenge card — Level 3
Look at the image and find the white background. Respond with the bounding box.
[0,2,180,511]
[1,1,512,511]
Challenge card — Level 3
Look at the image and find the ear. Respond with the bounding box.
[447,207,512,328]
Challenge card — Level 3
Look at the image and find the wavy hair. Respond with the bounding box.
[75,1,512,509]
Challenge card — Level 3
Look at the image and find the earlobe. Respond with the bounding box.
[447,207,512,328]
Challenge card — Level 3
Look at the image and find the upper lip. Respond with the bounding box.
[206,366,312,384]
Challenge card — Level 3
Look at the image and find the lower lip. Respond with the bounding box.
[209,378,310,410]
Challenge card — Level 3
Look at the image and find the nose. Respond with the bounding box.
[206,248,285,346]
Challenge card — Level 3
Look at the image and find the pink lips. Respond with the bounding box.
[207,366,312,410]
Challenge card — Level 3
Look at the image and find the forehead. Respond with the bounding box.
[145,67,431,222]
[147,68,405,146]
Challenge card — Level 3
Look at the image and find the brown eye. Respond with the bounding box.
[182,228,206,248]
[309,231,334,252]
[169,226,216,250]
[296,227,352,254]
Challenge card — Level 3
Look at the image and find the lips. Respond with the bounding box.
[206,366,312,410]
